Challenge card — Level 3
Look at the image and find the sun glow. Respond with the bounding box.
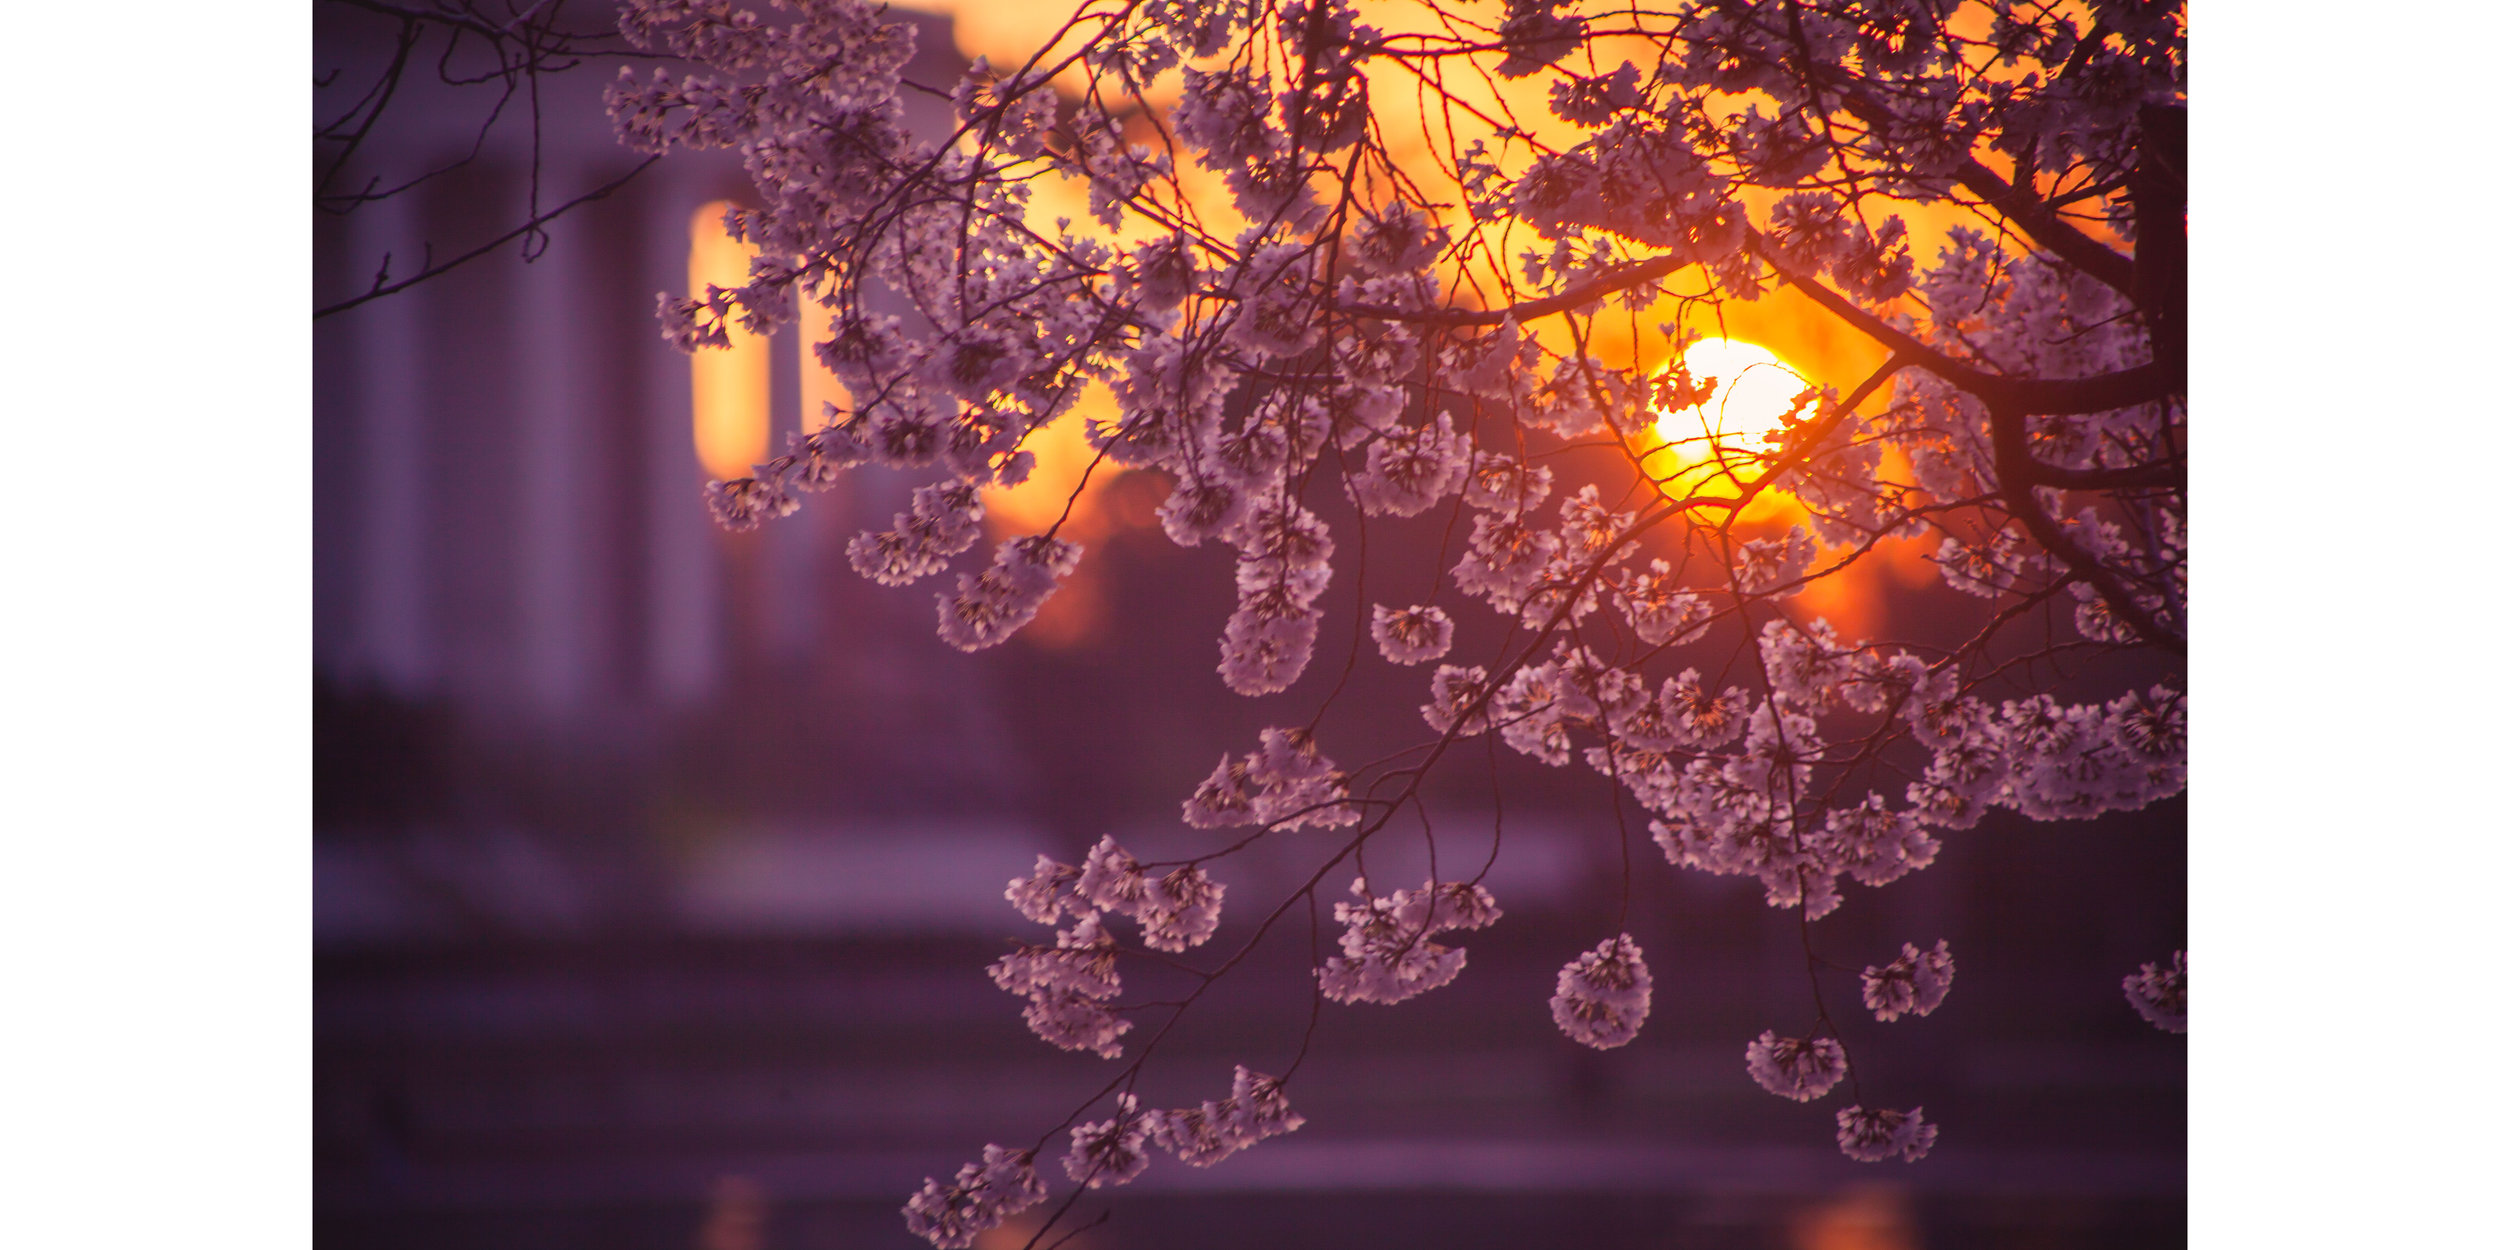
[1651,337,1814,454]
[981,382,1125,536]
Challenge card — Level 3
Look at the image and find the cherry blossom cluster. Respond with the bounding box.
[1861,941,1955,1022]
[1550,935,1653,1049]
[1317,877,1503,1005]
[991,836,1228,1058]
[1746,1031,1849,1102]
[609,0,2187,1227]
[902,1144,1048,1249]
[1137,1065,1307,1168]
[987,912,1130,1059]
[1057,1064,1306,1192]
[2124,949,2188,1034]
[1182,727,1360,832]
[1835,1105,1939,1164]
[908,1067,1303,1248]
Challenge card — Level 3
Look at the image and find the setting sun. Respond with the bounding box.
[1651,338,1814,454]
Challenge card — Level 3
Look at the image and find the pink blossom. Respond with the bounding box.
[1860,941,1955,1021]
[1371,603,1455,665]
[1062,1094,1151,1189]
[1745,1031,1848,1101]
[902,1145,1048,1249]
[1834,1106,1938,1163]
[2123,950,2187,1033]
[1550,935,1654,1049]
[1143,1066,1305,1168]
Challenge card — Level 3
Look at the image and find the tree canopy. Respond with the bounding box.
[604,0,2186,1243]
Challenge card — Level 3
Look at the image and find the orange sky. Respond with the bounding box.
[892,0,2012,637]
[893,0,1986,388]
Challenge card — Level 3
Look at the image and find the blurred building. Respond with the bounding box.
[314,9,976,736]
[313,4,1053,938]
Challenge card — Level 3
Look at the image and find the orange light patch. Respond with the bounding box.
[688,201,771,480]
[982,381,1127,537]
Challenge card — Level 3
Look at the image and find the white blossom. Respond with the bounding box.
[1934,528,2035,597]
[1242,727,1357,830]
[1138,865,1225,952]
[1732,525,1818,596]
[1615,562,1712,646]
[851,481,985,587]
[1005,856,1085,925]
[1062,1094,1152,1189]
[1550,61,1641,127]
[1659,670,1749,748]
[1370,603,1454,666]
[1549,934,1653,1049]
[1018,988,1130,1058]
[1460,452,1552,513]
[1218,598,1320,695]
[1421,664,1495,738]
[937,536,1081,651]
[1318,878,1501,1005]
[1826,797,1939,888]
[1143,1066,1305,1167]
[704,476,794,532]
[1183,753,1259,828]
[1075,836,1151,918]
[989,910,1131,1058]
[902,1144,1048,1248]
[1347,414,1466,518]
[1834,1106,1938,1163]
[1860,941,1955,1021]
[1745,1031,1848,1101]
[1126,236,1198,312]
[2123,950,2187,1033]
[1158,475,1251,547]
[1452,511,1559,613]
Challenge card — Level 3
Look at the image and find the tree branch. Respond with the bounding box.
[1332,255,1686,326]
[1988,402,2185,655]
[1747,244,2185,653]
[1953,159,2137,296]
[1764,247,2182,414]
[2129,104,2188,372]
[2025,456,2184,493]
[314,156,661,320]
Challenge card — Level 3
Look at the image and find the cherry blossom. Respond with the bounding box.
[2124,950,2188,1034]
[1746,1031,1848,1102]
[903,1144,1049,1249]
[1062,1094,1152,1190]
[1860,941,1956,1022]
[608,0,2188,1225]
[1835,1106,1939,1164]
[989,911,1129,1058]
[1143,1066,1306,1168]
[1137,865,1225,952]
[1004,855,1084,926]
[1370,604,1455,666]
[1550,935,1653,1049]
[1318,878,1501,1006]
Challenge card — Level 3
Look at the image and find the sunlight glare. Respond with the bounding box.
[1651,337,1814,454]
